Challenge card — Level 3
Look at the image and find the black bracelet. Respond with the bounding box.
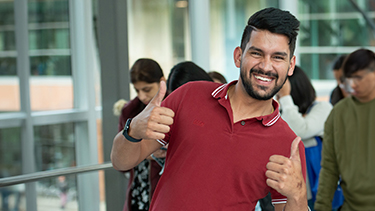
[122,118,142,142]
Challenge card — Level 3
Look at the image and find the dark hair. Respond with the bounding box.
[288,66,316,114]
[130,58,164,84]
[332,55,346,71]
[208,71,227,84]
[167,61,213,92]
[241,7,300,58]
[342,48,375,77]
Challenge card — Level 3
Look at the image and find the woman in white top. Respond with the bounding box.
[277,66,332,148]
[276,66,333,210]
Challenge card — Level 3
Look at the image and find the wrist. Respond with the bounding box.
[122,118,142,142]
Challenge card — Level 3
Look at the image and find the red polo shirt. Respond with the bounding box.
[152,80,306,211]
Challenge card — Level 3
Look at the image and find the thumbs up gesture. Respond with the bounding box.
[129,81,175,140]
[265,137,306,199]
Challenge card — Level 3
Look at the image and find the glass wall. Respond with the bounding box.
[0,127,25,210]
[0,0,100,210]
[2,0,375,210]
[33,123,78,209]
[126,0,279,98]
[28,0,73,111]
[127,0,191,98]
[0,1,18,112]
[209,0,279,82]
[298,0,375,79]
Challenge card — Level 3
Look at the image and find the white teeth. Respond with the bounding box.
[254,75,272,82]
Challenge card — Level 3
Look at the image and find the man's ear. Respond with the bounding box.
[233,47,242,68]
[288,56,296,76]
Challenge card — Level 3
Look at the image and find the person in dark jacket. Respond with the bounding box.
[117,58,166,211]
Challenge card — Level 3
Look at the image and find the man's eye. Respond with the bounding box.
[274,56,284,60]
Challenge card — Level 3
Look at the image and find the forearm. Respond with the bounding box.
[111,131,143,171]
[279,96,327,139]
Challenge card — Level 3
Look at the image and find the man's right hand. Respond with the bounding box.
[129,81,175,140]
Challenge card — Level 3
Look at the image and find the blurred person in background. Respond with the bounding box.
[208,71,227,84]
[330,55,348,105]
[150,61,214,174]
[315,48,375,211]
[117,58,167,211]
[167,61,213,93]
[277,66,340,211]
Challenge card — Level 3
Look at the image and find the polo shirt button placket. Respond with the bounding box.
[241,121,245,126]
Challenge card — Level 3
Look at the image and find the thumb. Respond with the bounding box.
[149,80,167,106]
[289,136,301,161]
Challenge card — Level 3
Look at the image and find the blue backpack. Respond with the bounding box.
[305,136,344,209]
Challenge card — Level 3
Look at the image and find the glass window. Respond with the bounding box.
[0,127,24,210]
[298,0,375,14]
[28,0,73,111]
[127,0,193,98]
[0,2,19,112]
[299,19,374,47]
[30,55,71,76]
[37,176,78,210]
[0,184,26,211]
[0,1,16,51]
[298,0,375,79]
[0,127,22,175]
[34,122,78,210]
[29,28,70,50]
[128,0,182,73]
[300,53,342,80]
[34,123,75,171]
[209,0,278,82]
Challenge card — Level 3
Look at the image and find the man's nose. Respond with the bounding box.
[259,57,273,71]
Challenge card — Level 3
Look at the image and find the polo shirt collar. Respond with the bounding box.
[211,80,281,127]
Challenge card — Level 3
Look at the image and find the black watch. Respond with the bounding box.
[122,118,142,142]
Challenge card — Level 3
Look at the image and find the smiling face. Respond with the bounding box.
[234,29,295,100]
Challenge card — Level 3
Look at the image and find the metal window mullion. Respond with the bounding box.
[279,0,300,65]
[189,0,210,71]
[14,0,37,210]
[69,0,100,210]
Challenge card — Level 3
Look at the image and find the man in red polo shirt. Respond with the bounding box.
[111,7,308,211]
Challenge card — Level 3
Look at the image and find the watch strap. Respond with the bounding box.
[122,118,142,142]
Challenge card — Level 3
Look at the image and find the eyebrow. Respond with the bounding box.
[248,46,288,57]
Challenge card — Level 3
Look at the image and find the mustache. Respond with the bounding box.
[250,68,278,79]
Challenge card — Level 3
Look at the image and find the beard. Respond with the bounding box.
[240,66,288,100]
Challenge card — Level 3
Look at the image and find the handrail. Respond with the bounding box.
[0,162,113,187]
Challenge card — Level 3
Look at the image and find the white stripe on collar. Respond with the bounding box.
[264,112,280,126]
[211,84,226,98]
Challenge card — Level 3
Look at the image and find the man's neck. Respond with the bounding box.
[228,83,274,123]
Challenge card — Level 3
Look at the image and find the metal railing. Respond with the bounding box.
[0,162,113,187]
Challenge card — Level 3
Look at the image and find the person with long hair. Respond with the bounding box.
[166,61,213,93]
[117,58,166,211]
[276,66,334,210]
